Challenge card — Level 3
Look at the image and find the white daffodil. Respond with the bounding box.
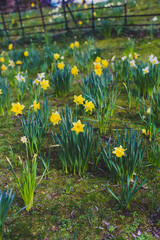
[15,74,25,82]
[38,72,45,80]
[142,66,149,75]
[129,59,136,68]
[129,53,132,59]
[111,55,116,62]
[49,18,53,23]
[33,78,41,85]
[121,56,127,61]
[151,56,159,65]
[15,73,21,82]
[21,76,25,82]
[149,54,154,62]
[152,16,157,22]
[21,136,28,144]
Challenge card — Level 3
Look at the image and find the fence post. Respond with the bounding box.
[0,11,9,40]
[62,0,69,33]
[124,0,127,26]
[16,0,24,37]
[92,0,95,32]
[66,3,78,26]
[38,0,46,32]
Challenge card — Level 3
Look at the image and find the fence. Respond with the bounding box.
[0,0,160,42]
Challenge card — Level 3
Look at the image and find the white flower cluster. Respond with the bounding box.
[33,72,45,85]
[15,73,25,82]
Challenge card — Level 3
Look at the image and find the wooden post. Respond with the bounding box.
[124,0,127,26]
[38,0,46,32]
[92,0,95,32]
[66,3,78,26]
[16,0,24,37]
[62,0,69,33]
[0,11,9,40]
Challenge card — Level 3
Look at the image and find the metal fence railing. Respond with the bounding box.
[0,0,160,42]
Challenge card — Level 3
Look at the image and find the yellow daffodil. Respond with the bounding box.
[74,41,79,48]
[94,63,101,69]
[1,64,7,71]
[84,100,95,113]
[12,19,15,24]
[40,79,50,90]
[147,108,151,114]
[54,53,60,60]
[112,145,127,158]
[93,12,96,16]
[142,129,149,136]
[31,3,35,7]
[16,60,22,65]
[95,68,102,76]
[70,43,74,49]
[134,52,138,59]
[50,111,61,125]
[123,82,127,88]
[102,59,109,68]
[0,89,2,94]
[0,57,4,62]
[71,120,85,135]
[71,66,79,76]
[11,102,25,115]
[73,94,85,106]
[8,44,13,50]
[24,51,29,57]
[78,21,82,25]
[84,41,88,45]
[33,100,40,111]
[95,57,101,63]
[78,4,81,7]
[58,62,65,70]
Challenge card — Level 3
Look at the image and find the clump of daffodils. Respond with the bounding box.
[93,57,109,76]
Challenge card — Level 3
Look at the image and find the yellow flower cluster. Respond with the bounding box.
[73,95,95,113]
[94,57,109,76]
[40,79,50,90]
[70,41,80,49]
[71,66,79,76]
[58,62,65,70]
